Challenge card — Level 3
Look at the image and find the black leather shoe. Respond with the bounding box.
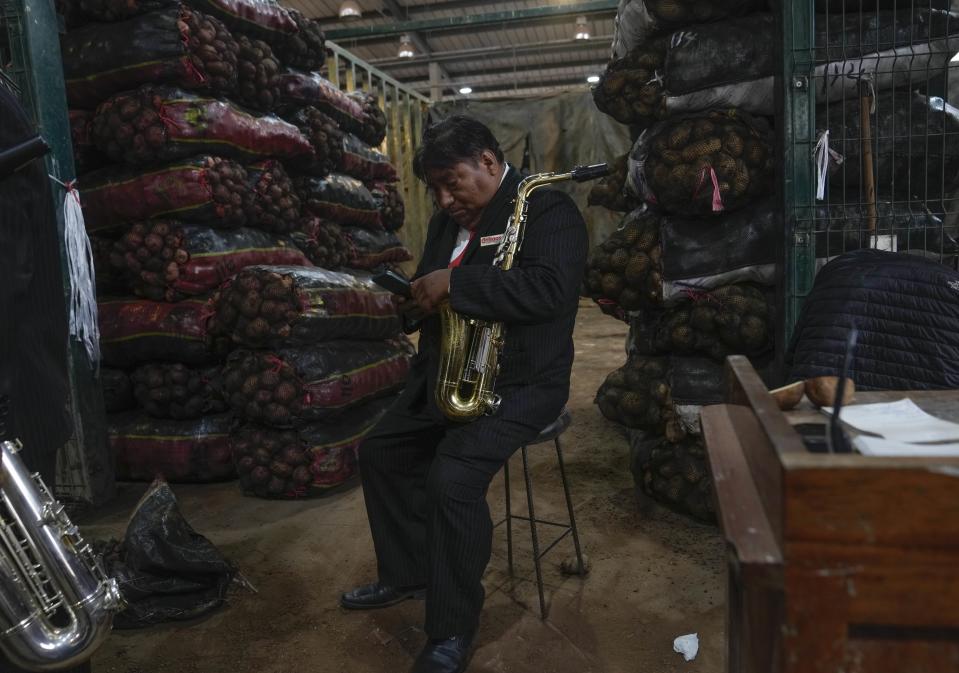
[410,631,476,673]
[339,581,426,610]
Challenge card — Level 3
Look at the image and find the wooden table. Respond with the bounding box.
[701,356,959,673]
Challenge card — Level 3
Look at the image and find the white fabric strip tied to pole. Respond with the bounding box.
[55,178,101,368]
[814,130,830,201]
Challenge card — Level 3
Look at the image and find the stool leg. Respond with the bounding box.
[504,458,514,576]
[555,437,586,576]
[522,445,547,619]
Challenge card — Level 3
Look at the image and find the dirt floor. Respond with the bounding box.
[84,300,726,673]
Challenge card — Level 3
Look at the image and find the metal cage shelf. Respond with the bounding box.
[781,1,959,343]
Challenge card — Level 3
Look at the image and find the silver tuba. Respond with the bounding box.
[0,439,123,671]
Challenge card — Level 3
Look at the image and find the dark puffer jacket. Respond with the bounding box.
[787,249,959,390]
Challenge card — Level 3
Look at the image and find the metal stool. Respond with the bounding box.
[495,407,586,619]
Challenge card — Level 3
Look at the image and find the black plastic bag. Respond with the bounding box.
[104,480,236,629]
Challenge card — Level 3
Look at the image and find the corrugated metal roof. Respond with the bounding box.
[281,0,615,99]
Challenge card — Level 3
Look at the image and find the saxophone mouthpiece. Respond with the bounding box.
[571,163,610,182]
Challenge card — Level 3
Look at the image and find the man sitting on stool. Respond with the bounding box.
[340,115,588,673]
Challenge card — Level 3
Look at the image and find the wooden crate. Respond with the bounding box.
[701,356,959,673]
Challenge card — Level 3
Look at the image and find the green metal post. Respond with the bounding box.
[8,0,112,506]
[781,0,816,346]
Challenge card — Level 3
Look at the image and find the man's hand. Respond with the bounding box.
[411,268,452,313]
[396,296,428,321]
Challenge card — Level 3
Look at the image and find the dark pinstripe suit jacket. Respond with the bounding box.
[400,167,588,430]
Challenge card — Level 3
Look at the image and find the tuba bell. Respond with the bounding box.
[435,163,609,422]
[0,439,123,671]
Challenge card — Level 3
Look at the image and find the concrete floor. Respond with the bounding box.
[84,300,726,673]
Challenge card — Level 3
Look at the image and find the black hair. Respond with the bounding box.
[413,114,504,181]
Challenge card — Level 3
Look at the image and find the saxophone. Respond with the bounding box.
[0,439,123,671]
[435,163,609,422]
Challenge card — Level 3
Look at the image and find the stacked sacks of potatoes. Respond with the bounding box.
[212,267,410,499]
[59,0,402,491]
[593,0,777,523]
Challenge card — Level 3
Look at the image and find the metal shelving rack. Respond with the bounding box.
[781,0,959,344]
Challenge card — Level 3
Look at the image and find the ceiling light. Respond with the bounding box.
[574,15,590,40]
[459,86,473,95]
[398,34,414,58]
[339,0,361,19]
[587,75,600,84]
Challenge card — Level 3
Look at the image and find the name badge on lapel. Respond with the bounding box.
[481,234,504,247]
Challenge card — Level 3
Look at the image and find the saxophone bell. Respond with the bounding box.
[0,439,123,671]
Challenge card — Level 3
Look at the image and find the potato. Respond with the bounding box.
[805,376,855,408]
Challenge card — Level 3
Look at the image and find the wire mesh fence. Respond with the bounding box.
[782,0,959,337]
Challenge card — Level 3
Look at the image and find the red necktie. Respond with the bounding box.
[448,229,476,269]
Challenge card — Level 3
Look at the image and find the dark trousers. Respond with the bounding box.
[359,398,541,638]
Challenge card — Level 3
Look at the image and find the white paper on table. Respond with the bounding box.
[821,398,959,443]
[853,435,959,457]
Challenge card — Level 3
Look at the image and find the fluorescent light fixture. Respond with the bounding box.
[459,86,473,95]
[398,34,414,58]
[339,0,361,19]
[587,75,600,84]
[575,15,590,40]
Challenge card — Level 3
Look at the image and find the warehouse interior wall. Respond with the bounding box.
[426,91,631,251]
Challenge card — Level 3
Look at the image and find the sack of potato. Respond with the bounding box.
[278,72,386,147]
[221,339,412,427]
[246,159,302,233]
[209,265,400,348]
[271,9,327,71]
[587,153,638,213]
[231,396,394,499]
[583,207,662,313]
[70,109,107,176]
[109,411,235,482]
[107,222,311,301]
[592,38,667,127]
[343,226,413,270]
[611,0,764,58]
[339,134,398,183]
[98,296,230,367]
[234,34,282,112]
[82,156,253,232]
[62,7,239,109]
[296,173,382,229]
[627,108,773,216]
[594,355,673,431]
[285,105,344,177]
[290,217,354,270]
[641,435,715,523]
[91,85,312,167]
[584,201,780,317]
[630,284,773,361]
[130,363,227,419]
[370,182,405,232]
[101,367,136,413]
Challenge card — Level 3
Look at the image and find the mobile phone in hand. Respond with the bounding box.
[372,269,412,298]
